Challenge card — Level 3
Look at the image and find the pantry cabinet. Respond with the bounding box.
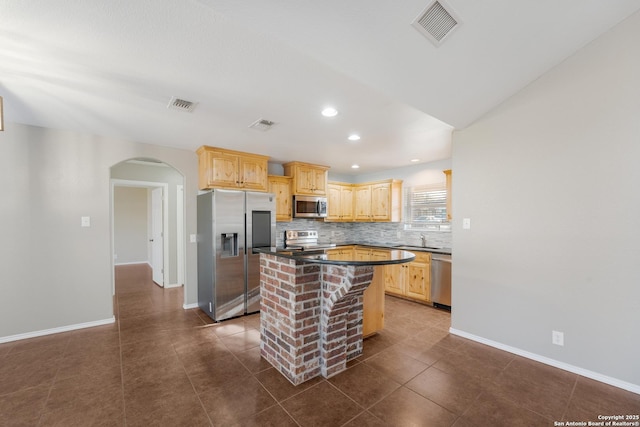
[283,161,329,196]
[268,175,292,222]
[384,251,431,303]
[197,146,269,191]
[327,182,354,222]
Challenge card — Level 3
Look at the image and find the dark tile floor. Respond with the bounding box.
[1,264,638,426]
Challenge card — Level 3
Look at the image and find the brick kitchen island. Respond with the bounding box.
[255,247,415,385]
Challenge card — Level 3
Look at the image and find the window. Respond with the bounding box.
[404,183,448,228]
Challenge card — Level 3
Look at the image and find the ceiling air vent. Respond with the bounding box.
[248,118,276,131]
[167,97,197,112]
[412,0,461,46]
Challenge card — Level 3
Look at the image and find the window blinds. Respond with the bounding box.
[404,184,448,225]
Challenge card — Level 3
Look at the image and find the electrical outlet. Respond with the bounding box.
[462,218,471,229]
[552,330,564,346]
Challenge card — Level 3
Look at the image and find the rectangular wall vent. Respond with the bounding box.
[167,97,197,112]
[249,118,276,131]
[412,0,461,46]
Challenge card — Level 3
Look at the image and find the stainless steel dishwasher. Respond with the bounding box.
[430,253,452,309]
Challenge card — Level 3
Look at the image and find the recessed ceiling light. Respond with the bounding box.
[348,134,361,141]
[411,159,421,162]
[321,107,338,117]
[351,164,360,169]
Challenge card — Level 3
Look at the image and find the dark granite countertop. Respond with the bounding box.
[324,243,451,255]
[385,245,452,255]
[254,245,415,266]
[320,242,451,255]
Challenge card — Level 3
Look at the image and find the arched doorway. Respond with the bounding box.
[109,158,186,310]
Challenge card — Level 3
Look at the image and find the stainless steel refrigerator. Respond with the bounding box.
[197,190,276,322]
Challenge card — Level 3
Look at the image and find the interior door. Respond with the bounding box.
[150,187,164,286]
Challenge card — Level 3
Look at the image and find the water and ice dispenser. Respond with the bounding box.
[221,233,238,258]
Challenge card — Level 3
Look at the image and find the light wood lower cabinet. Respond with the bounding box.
[363,266,385,337]
[325,246,355,260]
[326,246,386,337]
[405,253,431,301]
[384,252,431,303]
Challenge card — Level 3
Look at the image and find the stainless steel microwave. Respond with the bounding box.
[293,195,328,218]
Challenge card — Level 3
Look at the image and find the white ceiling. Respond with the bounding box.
[2,0,639,175]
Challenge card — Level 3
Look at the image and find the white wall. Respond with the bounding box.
[0,124,199,339]
[452,11,640,390]
[343,159,451,187]
[270,159,452,187]
[113,187,148,264]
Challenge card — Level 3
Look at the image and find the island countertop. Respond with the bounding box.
[254,245,415,265]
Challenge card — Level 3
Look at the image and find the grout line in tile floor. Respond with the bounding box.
[1,263,639,426]
[116,296,128,426]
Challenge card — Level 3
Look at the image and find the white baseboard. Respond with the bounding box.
[449,328,640,396]
[164,283,183,289]
[114,261,149,266]
[0,317,116,344]
[183,302,199,310]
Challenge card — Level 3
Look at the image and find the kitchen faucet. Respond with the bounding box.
[420,234,427,247]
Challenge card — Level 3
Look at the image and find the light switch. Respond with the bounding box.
[81,216,91,227]
[190,234,197,243]
[462,218,471,229]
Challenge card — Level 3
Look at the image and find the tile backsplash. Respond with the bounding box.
[276,219,451,249]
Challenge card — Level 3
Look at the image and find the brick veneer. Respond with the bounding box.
[259,253,374,385]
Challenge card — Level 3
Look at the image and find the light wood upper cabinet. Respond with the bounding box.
[326,182,354,222]
[353,179,402,222]
[283,161,329,196]
[443,169,452,221]
[330,179,402,223]
[197,146,269,191]
[353,185,372,221]
[384,252,431,303]
[370,182,392,221]
[268,175,292,222]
